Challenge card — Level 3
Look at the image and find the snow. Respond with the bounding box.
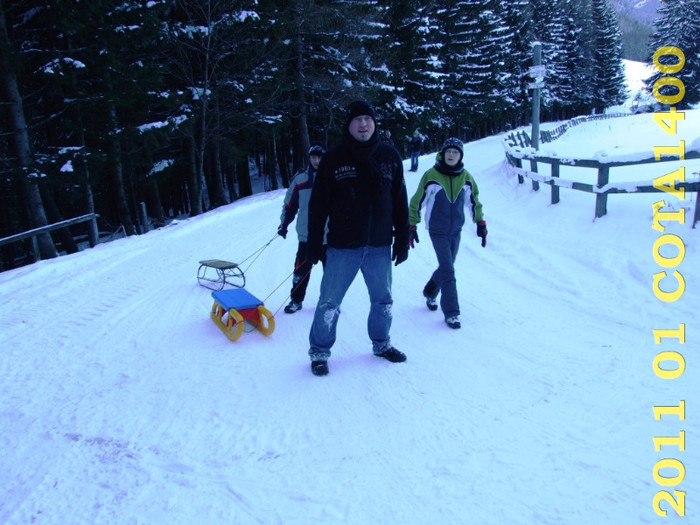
[536,110,700,162]
[2,75,699,524]
[623,59,655,94]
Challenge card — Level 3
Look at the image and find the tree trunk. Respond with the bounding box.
[268,135,279,191]
[66,37,98,246]
[0,175,26,269]
[186,135,202,215]
[292,0,310,171]
[193,106,207,215]
[208,137,228,207]
[39,183,79,254]
[236,156,252,197]
[146,177,166,226]
[276,132,291,188]
[226,167,238,202]
[0,2,57,259]
[107,101,136,235]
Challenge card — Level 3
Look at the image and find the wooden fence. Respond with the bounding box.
[508,113,628,148]
[0,213,99,264]
[503,130,700,226]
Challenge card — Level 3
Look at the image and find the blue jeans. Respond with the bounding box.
[410,152,419,171]
[309,246,393,361]
[428,233,461,318]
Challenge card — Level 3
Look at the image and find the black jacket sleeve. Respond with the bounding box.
[392,157,410,250]
[307,157,330,253]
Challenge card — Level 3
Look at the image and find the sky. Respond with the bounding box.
[0,61,698,525]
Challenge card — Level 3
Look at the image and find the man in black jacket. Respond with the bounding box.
[305,100,410,376]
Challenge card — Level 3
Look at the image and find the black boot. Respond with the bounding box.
[376,346,407,363]
[284,300,302,314]
[311,360,329,376]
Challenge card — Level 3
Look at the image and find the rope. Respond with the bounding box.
[238,234,279,273]
[227,235,316,317]
[264,258,314,317]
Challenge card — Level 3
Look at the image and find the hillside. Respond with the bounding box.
[610,0,661,61]
[1,108,698,524]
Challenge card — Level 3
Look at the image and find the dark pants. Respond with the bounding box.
[410,151,419,171]
[290,242,325,303]
[425,233,461,318]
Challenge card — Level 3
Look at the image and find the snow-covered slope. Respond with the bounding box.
[1,111,698,523]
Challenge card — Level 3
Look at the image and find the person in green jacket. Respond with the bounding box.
[408,137,487,329]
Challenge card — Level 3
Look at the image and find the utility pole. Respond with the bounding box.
[529,42,544,151]
[527,42,545,192]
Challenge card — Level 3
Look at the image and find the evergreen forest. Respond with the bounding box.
[1,0,696,270]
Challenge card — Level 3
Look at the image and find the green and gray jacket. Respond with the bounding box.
[409,154,483,236]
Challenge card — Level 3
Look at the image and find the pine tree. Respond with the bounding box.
[18,0,174,233]
[591,0,627,112]
[0,0,58,261]
[327,0,387,105]
[645,0,700,109]
[394,2,449,149]
[432,0,512,139]
[532,0,595,119]
[166,0,263,214]
[495,0,535,129]
[373,0,430,151]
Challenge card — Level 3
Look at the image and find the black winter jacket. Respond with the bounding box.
[307,132,409,253]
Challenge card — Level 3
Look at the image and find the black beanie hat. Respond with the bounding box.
[345,100,376,129]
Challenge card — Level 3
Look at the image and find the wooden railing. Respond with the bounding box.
[508,113,628,148]
[538,113,627,144]
[0,213,99,263]
[502,130,700,225]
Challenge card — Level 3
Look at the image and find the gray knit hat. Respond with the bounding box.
[308,142,326,156]
[441,137,464,161]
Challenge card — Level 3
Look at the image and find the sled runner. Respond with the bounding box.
[197,259,246,290]
[210,288,275,342]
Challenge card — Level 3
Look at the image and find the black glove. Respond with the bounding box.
[408,225,419,249]
[477,220,487,248]
[306,243,323,265]
[392,241,408,266]
[277,224,288,239]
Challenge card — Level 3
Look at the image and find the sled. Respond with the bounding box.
[197,259,246,290]
[210,288,275,342]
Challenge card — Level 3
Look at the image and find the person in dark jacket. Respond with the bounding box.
[278,142,326,313]
[382,130,394,147]
[409,130,422,172]
[408,137,487,329]
[305,99,410,376]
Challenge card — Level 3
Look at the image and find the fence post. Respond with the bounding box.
[88,215,98,247]
[31,236,41,262]
[530,42,542,153]
[551,161,560,205]
[595,165,610,218]
[529,159,540,191]
[139,202,149,234]
[512,156,524,184]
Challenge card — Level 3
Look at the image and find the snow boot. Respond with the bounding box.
[423,280,438,310]
[445,316,461,329]
[375,346,407,363]
[284,300,302,314]
[311,360,329,376]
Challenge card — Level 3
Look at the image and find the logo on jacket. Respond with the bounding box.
[335,165,356,181]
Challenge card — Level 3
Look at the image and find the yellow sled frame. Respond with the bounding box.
[210,289,275,342]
